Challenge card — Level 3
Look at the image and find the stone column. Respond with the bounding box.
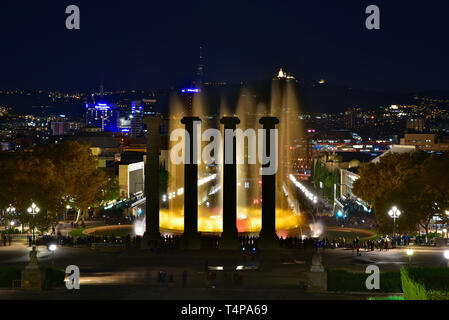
[181,116,201,249]
[143,116,162,245]
[258,116,279,250]
[219,116,240,250]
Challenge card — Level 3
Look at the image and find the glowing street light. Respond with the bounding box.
[406,249,414,266]
[49,244,57,265]
[6,205,16,214]
[65,205,71,221]
[27,203,40,244]
[6,205,15,230]
[388,206,401,239]
[441,250,449,268]
[27,203,40,215]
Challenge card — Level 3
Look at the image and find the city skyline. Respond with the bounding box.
[1,0,449,304]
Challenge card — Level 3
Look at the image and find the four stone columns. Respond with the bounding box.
[143,115,280,251]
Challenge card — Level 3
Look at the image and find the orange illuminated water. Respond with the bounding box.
[159,206,304,233]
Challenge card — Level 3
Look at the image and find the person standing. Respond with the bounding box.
[210,272,217,288]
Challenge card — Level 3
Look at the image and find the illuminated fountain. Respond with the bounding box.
[134,218,145,237]
[141,71,309,238]
[309,222,324,238]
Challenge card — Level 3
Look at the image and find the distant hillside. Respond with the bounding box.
[1,81,448,117]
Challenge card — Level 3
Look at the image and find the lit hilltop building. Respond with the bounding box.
[275,68,295,80]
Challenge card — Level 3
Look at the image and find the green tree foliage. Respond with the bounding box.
[352,150,449,234]
[0,141,119,229]
[312,159,340,202]
[95,173,120,207]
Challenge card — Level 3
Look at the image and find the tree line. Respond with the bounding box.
[0,141,119,231]
[353,150,449,234]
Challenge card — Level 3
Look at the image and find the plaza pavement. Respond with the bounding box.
[0,241,446,299]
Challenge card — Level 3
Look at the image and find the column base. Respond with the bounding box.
[219,234,240,250]
[258,233,279,250]
[142,231,161,249]
[181,233,201,250]
[306,271,327,292]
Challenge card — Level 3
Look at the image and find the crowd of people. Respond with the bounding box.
[30,232,417,253]
[16,218,418,256]
[1,234,13,246]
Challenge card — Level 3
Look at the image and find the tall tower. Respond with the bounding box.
[99,82,104,101]
[196,46,204,87]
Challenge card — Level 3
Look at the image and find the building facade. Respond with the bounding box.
[86,103,120,132]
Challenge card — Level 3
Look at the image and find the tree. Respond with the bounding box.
[94,173,120,207]
[352,150,449,234]
[0,151,59,229]
[34,141,107,223]
[0,141,117,229]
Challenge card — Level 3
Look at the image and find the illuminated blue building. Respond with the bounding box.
[86,103,120,132]
[131,101,144,137]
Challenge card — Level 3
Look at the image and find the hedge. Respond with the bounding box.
[0,229,21,235]
[401,267,449,300]
[0,267,22,287]
[44,265,66,288]
[0,265,65,288]
[327,269,402,293]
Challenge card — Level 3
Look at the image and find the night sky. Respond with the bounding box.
[0,0,448,92]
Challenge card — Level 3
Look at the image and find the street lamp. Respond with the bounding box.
[65,205,71,221]
[49,244,57,265]
[406,249,414,266]
[444,250,449,268]
[6,205,15,229]
[27,203,40,244]
[388,206,401,240]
